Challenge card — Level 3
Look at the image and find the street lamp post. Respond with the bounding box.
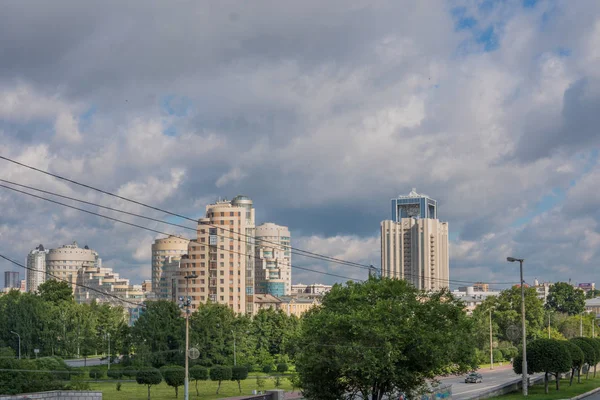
[107,332,111,371]
[182,273,198,400]
[489,308,494,370]
[10,331,21,360]
[507,257,527,396]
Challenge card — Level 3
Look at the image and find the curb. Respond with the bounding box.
[571,386,600,400]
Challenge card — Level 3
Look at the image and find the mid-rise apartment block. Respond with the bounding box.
[26,244,49,292]
[178,195,256,315]
[255,223,291,296]
[381,189,450,291]
[151,235,189,293]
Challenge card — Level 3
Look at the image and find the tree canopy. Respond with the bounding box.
[526,339,572,393]
[295,278,477,400]
[546,282,586,315]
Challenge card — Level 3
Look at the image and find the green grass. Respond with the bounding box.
[498,375,600,399]
[90,377,295,399]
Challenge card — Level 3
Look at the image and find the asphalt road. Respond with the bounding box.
[439,365,522,400]
[579,389,600,399]
[64,357,105,367]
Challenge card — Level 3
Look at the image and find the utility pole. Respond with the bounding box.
[548,314,551,339]
[182,273,197,400]
[107,332,111,371]
[581,314,583,337]
[507,257,527,396]
[10,331,21,360]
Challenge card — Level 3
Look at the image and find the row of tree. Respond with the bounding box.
[513,337,600,394]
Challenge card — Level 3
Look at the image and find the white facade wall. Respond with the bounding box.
[26,246,48,292]
[255,223,291,296]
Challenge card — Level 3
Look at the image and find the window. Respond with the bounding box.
[220,296,224,301]
[200,262,205,267]
[220,279,224,284]
[220,262,224,267]
[230,212,234,216]
[220,270,224,276]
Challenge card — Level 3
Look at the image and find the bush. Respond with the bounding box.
[262,364,273,374]
[564,340,585,385]
[492,349,504,363]
[231,366,249,393]
[89,368,104,381]
[136,367,162,400]
[210,366,232,394]
[123,367,137,378]
[107,369,123,380]
[162,366,185,398]
[277,363,289,373]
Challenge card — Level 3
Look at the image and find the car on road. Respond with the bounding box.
[465,372,483,383]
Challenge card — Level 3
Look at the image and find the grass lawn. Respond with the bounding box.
[498,375,600,399]
[90,377,294,399]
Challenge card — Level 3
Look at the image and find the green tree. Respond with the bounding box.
[189,365,209,396]
[515,339,571,393]
[136,367,162,400]
[587,338,600,377]
[295,278,477,400]
[571,338,596,379]
[586,290,600,299]
[210,366,232,394]
[162,366,185,398]
[546,283,586,315]
[231,366,249,393]
[37,280,74,304]
[564,341,585,385]
[131,301,184,367]
[189,303,237,366]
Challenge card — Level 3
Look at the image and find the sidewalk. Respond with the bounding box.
[219,392,303,400]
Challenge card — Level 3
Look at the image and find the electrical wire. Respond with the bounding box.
[0,183,363,282]
[0,155,369,269]
[0,178,370,270]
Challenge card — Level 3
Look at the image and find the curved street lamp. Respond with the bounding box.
[507,256,527,396]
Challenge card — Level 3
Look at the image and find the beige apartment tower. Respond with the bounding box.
[151,235,190,293]
[381,190,449,291]
[178,196,256,315]
[46,242,100,289]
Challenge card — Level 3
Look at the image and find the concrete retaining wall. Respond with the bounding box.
[0,391,102,400]
[461,375,545,400]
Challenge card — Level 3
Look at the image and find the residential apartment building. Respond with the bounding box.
[157,256,182,302]
[255,223,291,296]
[381,189,450,291]
[46,242,100,289]
[151,235,190,294]
[452,286,502,315]
[26,244,49,292]
[4,271,19,289]
[253,293,321,317]
[178,195,256,315]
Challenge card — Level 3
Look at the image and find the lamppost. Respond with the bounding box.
[232,330,237,367]
[507,256,527,396]
[181,273,197,400]
[106,332,111,371]
[487,307,495,370]
[10,331,21,360]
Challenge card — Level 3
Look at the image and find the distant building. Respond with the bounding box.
[157,256,182,302]
[452,286,502,314]
[26,244,49,292]
[381,189,449,291]
[459,283,489,292]
[19,280,26,292]
[141,279,152,293]
[253,293,321,317]
[533,280,552,303]
[151,235,189,294]
[291,283,333,295]
[578,283,595,293]
[46,242,100,289]
[4,271,19,289]
[255,223,291,296]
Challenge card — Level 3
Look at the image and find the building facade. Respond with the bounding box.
[26,244,49,292]
[4,271,19,289]
[46,242,100,289]
[381,190,450,291]
[151,235,190,294]
[178,195,256,315]
[255,223,291,296]
[291,283,333,295]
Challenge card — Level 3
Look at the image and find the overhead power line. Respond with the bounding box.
[0,155,369,269]
[0,178,519,287]
[0,183,363,282]
[0,178,369,270]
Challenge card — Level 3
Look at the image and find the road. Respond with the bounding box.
[439,365,523,400]
[64,357,105,367]
[579,389,600,399]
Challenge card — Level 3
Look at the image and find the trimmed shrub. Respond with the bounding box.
[231,366,249,393]
[277,363,289,373]
[210,366,232,394]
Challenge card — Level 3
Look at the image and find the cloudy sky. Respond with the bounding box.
[1,0,599,289]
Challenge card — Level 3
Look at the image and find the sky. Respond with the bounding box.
[0,0,599,289]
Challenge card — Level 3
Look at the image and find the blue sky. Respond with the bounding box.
[0,0,599,288]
